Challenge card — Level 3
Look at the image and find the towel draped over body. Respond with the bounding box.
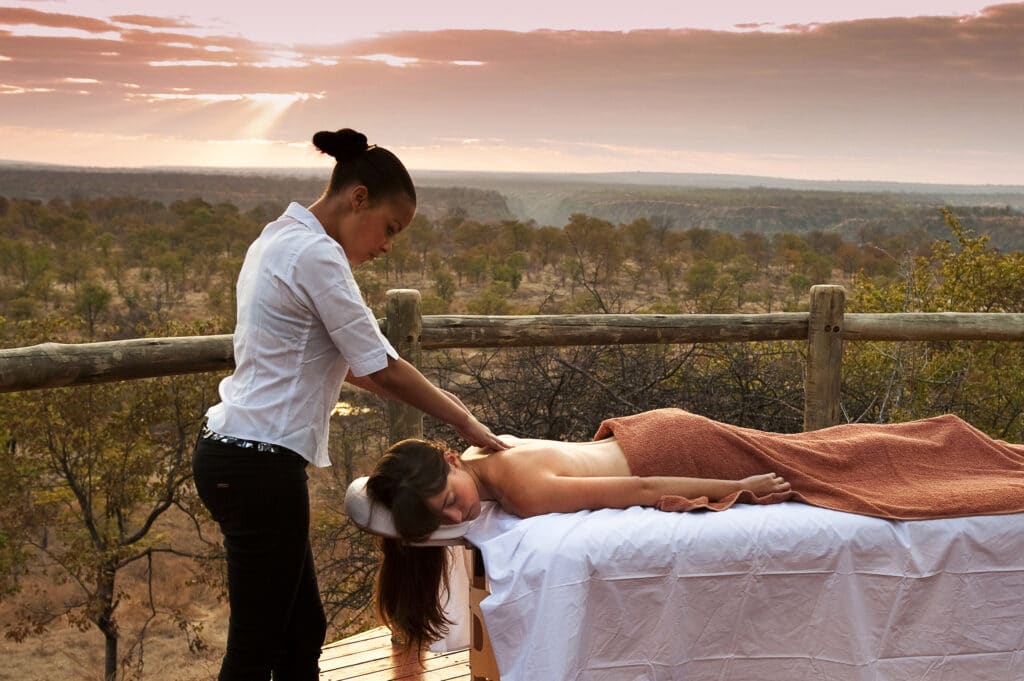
[593,408,1024,519]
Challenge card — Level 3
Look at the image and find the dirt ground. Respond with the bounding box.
[0,598,228,681]
[0,501,230,681]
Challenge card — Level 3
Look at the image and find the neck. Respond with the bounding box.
[463,458,500,502]
[308,193,346,244]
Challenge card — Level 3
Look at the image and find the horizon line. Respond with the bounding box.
[3,159,1024,193]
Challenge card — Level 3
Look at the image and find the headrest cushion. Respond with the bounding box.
[343,476,471,546]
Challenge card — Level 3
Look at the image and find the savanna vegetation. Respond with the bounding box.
[1,185,1023,680]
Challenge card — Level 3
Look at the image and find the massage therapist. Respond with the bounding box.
[192,127,506,681]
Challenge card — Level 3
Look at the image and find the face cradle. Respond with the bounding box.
[425,461,482,525]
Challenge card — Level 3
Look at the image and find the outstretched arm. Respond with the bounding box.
[505,472,791,517]
[347,358,508,450]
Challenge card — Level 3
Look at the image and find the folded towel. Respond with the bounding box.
[594,408,1024,519]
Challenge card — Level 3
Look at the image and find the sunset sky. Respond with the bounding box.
[1,1,1022,184]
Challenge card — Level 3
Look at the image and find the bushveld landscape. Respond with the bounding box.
[2,166,1024,680]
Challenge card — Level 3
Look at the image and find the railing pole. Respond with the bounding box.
[385,289,424,442]
[804,285,845,431]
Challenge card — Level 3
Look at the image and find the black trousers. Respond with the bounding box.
[193,437,327,681]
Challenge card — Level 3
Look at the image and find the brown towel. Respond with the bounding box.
[593,408,1024,519]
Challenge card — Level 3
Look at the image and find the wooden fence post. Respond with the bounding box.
[804,285,845,431]
[385,289,424,442]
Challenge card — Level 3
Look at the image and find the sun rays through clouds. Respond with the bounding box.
[0,3,1022,182]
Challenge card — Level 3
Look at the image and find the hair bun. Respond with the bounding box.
[312,128,369,163]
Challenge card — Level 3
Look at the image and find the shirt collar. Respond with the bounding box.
[284,202,327,236]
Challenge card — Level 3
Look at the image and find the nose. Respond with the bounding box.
[380,239,392,254]
[442,508,462,524]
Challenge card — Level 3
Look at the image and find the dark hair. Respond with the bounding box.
[311,128,416,205]
[366,439,453,649]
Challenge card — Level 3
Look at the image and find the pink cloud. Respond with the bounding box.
[0,7,117,33]
[110,14,201,30]
[0,3,1021,181]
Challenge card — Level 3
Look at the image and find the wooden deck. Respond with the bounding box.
[319,626,471,681]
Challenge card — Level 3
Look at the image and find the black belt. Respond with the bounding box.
[199,424,302,458]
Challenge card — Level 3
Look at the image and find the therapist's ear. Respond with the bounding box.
[349,184,370,210]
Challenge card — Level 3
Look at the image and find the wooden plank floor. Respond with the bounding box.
[319,626,471,681]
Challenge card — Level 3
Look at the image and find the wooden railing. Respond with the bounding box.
[3,285,1024,436]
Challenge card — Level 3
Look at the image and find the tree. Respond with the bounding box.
[787,273,810,308]
[425,341,805,446]
[467,282,513,315]
[655,257,680,292]
[836,242,864,277]
[530,226,568,273]
[684,260,733,313]
[432,268,456,305]
[562,214,627,313]
[74,281,112,339]
[498,220,534,254]
[153,252,185,304]
[0,418,28,601]
[845,209,1024,439]
[705,232,741,263]
[464,251,490,286]
[1,323,223,681]
[622,218,656,266]
[564,214,624,285]
[56,244,92,293]
[404,214,436,276]
[725,255,757,309]
[492,252,527,291]
[741,231,772,278]
[684,260,718,299]
[452,220,491,252]
[9,241,52,301]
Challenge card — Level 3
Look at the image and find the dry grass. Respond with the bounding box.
[0,571,229,681]
[0,467,379,680]
[0,501,229,681]
[0,609,227,681]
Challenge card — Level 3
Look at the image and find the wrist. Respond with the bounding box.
[448,406,473,430]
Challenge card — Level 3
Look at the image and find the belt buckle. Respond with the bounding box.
[202,426,284,456]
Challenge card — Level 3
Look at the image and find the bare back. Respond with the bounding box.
[463,436,631,476]
[459,434,790,518]
[461,436,633,516]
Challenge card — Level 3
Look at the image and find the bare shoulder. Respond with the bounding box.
[461,434,548,458]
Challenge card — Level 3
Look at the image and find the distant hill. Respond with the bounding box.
[2,162,1022,250]
[0,165,514,223]
[409,170,1024,225]
[414,168,1024,197]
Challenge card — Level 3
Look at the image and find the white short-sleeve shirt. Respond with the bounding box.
[205,202,398,467]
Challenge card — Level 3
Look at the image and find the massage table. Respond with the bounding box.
[345,477,1024,681]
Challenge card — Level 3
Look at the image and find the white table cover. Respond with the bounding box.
[464,502,1024,681]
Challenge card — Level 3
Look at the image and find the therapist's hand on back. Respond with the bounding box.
[457,415,509,451]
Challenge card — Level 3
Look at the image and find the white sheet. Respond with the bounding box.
[464,502,1024,681]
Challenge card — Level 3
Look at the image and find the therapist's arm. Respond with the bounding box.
[345,370,395,399]
[350,357,508,451]
[348,371,470,414]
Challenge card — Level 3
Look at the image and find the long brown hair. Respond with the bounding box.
[366,439,453,648]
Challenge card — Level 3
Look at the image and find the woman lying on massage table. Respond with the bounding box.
[374,428,792,526]
[363,407,1024,648]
